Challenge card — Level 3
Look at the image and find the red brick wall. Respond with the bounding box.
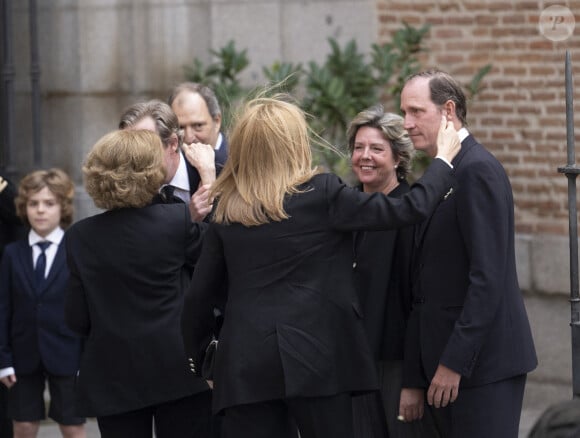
[376,0,580,235]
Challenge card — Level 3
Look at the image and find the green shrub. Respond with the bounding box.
[183,24,491,181]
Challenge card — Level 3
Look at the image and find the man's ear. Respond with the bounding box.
[168,133,179,152]
[443,100,456,120]
[213,114,222,133]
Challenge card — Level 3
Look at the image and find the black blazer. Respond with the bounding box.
[182,159,455,413]
[0,237,82,375]
[403,135,537,388]
[214,136,228,174]
[65,203,208,417]
[353,181,414,360]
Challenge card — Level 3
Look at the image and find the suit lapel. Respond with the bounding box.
[413,136,475,251]
[40,243,65,295]
[451,134,475,168]
[186,161,202,197]
[15,241,36,293]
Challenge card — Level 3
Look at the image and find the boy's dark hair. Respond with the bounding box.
[15,168,75,229]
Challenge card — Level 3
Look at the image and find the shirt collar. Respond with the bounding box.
[168,151,191,192]
[458,127,469,142]
[215,133,223,151]
[29,227,64,247]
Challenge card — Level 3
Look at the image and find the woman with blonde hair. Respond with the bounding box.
[182,94,460,438]
[65,130,210,437]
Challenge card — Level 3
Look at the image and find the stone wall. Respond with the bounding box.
[6,0,375,217]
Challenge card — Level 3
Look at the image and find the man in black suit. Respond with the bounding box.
[119,99,219,221]
[398,70,537,438]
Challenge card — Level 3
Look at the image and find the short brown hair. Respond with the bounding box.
[15,168,75,229]
[83,130,166,210]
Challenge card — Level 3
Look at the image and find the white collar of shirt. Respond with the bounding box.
[169,151,190,192]
[29,227,63,247]
[215,133,223,151]
[29,227,64,275]
[163,151,192,203]
[434,127,469,168]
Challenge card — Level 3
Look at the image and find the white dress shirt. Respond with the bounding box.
[165,151,192,204]
[29,227,64,278]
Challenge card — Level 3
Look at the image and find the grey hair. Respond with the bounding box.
[167,82,222,119]
[118,99,184,148]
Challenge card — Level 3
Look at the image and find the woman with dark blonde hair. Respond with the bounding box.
[182,94,461,438]
[347,105,438,438]
[65,130,210,438]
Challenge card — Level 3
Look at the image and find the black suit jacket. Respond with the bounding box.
[214,136,228,174]
[65,203,208,417]
[0,237,82,375]
[353,181,414,360]
[403,135,537,389]
[182,159,455,413]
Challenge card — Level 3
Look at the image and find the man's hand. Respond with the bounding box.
[0,374,16,389]
[427,364,461,408]
[189,184,213,222]
[0,176,7,193]
[435,116,461,163]
[182,143,216,187]
[399,387,425,422]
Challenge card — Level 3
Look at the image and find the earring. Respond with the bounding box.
[394,165,398,169]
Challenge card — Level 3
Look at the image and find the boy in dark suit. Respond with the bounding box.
[0,169,85,438]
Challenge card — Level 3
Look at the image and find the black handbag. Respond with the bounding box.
[201,339,218,380]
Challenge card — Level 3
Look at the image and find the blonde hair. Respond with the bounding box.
[83,130,166,210]
[15,168,75,229]
[212,95,318,226]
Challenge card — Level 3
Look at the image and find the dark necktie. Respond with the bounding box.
[34,241,51,288]
[161,185,184,203]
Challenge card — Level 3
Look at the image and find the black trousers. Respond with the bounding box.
[97,390,214,438]
[430,374,526,438]
[222,392,354,438]
[0,385,12,436]
[353,360,441,438]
